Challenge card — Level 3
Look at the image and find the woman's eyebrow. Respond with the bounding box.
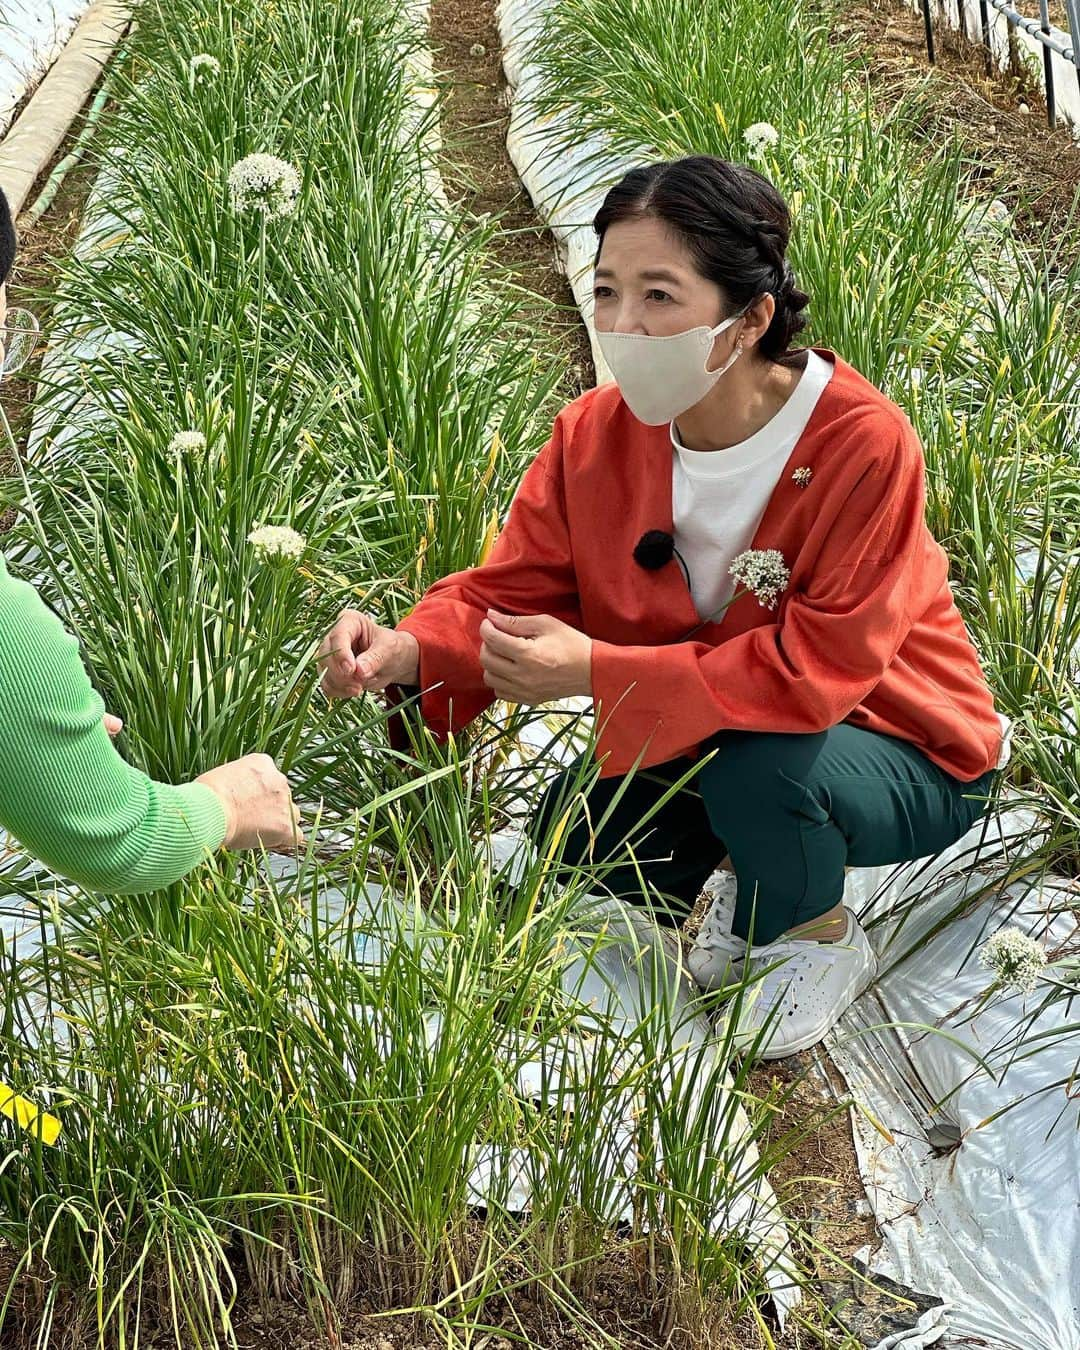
[594,266,684,284]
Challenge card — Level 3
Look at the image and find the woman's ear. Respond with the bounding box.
[741,292,775,349]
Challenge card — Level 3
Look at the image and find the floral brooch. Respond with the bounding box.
[792,466,813,488]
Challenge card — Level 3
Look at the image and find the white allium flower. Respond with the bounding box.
[227,153,301,220]
[979,927,1046,993]
[729,548,790,610]
[248,524,306,561]
[168,429,207,455]
[189,53,221,83]
[470,42,487,56]
[743,121,780,158]
[347,17,365,35]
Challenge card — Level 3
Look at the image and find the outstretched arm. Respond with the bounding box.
[391,409,584,740]
[0,559,229,894]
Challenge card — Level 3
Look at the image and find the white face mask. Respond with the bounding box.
[596,308,748,426]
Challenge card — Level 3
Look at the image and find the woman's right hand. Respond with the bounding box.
[317,609,419,697]
[195,754,302,851]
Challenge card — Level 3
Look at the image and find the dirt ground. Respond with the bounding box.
[429,0,597,404]
[1046,1,1070,31]
[0,109,98,527]
[831,0,1080,233]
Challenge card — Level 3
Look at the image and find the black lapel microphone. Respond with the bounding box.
[633,529,692,590]
[633,529,729,644]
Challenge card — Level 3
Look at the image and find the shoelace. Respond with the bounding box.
[747,942,845,1011]
[698,878,738,939]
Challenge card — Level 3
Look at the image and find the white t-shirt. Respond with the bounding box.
[669,350,1013,771]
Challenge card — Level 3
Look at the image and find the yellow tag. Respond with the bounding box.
[0,1081,61,1146]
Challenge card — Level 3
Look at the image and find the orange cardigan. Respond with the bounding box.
[393,348,1005,784]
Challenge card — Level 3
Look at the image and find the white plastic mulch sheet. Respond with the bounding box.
[837,813,1080,1350]
[702,803,1080,1349]
[0,0,93,138]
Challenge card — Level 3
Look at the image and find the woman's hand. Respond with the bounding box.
[196,753,302,851]
[478,609,592,704]
[317,609,420,698]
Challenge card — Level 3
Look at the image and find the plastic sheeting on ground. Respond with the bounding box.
[837,814,1080,1350]
[0,0,92,137]
[698,798,1080,1350]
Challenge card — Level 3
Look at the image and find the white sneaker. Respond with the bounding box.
[687,871,749,990]
[727,907,877,1061]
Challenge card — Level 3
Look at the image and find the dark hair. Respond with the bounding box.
[0,186,15,286]
[592,155,810,364]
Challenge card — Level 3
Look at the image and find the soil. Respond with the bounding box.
[217,1243,760,1350]
[427,0,597,403]
[0,105,99,529]
[830,0,1080,234]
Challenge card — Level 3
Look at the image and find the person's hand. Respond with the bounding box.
[103,714,123,738]
[478,609,592,704]
[195,753,303,851]
[317,609,419,697]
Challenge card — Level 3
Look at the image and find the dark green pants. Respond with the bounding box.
[526,724,1000,946]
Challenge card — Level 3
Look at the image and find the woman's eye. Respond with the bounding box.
[646,289,673,302]
[593,286,614,299]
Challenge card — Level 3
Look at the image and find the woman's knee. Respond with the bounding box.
[697,730,825,820]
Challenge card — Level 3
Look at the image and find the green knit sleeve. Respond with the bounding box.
[0,557,227,893]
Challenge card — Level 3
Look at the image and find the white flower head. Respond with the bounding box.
[729,548,789,610]
[347,17,365,35]
[470,42,487,56]
[189,53,221,84]
[168,429,207,455]
[743,121,780,159]
[979,927,1046,993]
[248,524,306,562]
[227,153,301,220]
